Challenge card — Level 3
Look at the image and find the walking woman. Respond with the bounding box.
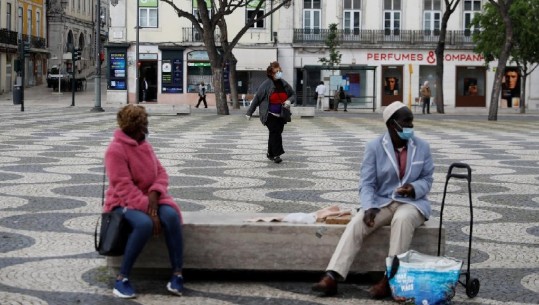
[246,61,296,163]
[104,105,184,298]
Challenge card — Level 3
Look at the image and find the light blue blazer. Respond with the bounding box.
[359,132,434,219]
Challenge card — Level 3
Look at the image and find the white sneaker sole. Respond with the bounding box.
[113,288,136,299]
[166,282,183,296]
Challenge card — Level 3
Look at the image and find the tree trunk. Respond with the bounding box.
[488,11,513,121]
[229,58,239,109]
[520,73,526,114]
[212,66,229,115]
[435,12,451,114]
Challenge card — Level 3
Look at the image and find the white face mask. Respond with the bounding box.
[274,71,283,80]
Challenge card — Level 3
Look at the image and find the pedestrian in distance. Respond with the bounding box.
[334,86,348,112]
[196,81,207,108]
[104,105,185,299]
[312,101,434,300]
[420,81,431,114]
[315,81,326,110]
[141,77,149,103]
[245,61,296,164]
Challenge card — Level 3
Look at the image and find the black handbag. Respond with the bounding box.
[94,167,129,256]
[280,106,292,122]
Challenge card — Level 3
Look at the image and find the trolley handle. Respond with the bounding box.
[447,162,472,182]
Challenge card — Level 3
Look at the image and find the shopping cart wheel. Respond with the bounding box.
[466,278,480,298]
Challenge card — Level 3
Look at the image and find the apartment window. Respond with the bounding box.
[27,8,32,36]
[7,3,11,31]
[192,8,211,41]
[384,0,401,35]
[247,10,264,28]
[139,0,158,28]
[36,11,41,37]
[464,0,482,35]
[423,0,441,35]
[303,0,321,34]
[343,0,361,35]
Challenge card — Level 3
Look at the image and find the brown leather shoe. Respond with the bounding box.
[311,274,337,296]
[369,275,391,299]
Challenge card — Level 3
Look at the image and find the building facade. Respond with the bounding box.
[106,0,539,112]
[46,0,108,82]
[0,0,48,93]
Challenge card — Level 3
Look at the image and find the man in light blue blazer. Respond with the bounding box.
[312,101,434,299]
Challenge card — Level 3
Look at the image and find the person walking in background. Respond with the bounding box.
[334,86,348,112]
[141,77,149,103]
[196,81,207,108]
[104,105,185,299]
[315,81,326,110]
[420,81,431,114]
[246,61,296,164]
[312,101,434,300]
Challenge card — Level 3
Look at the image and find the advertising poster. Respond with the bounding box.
[109,51,127,90]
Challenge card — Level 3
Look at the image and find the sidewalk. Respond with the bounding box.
[0,105,537,304]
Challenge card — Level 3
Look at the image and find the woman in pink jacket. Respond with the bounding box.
[104,105,183,298]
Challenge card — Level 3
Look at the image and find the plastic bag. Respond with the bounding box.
[386,250,462,305]
[282,212,316,224]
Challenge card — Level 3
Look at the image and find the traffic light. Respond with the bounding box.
[73,48,82,61]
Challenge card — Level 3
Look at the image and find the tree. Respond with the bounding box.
[318,23,342,67]
[473,0,539,114]
[161,0,292,115]
[475,0,515,121]
[434,0,462,114]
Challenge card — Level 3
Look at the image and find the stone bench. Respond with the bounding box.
[107,212,444,274]
[143,104,191,116]
[291,106,316,118]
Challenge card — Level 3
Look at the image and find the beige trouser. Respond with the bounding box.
[326,201,425,280]
[317,95,324,110]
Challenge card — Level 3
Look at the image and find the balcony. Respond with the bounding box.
[293,29,477,49]
[181,27,221,43]
[0,29,47,50]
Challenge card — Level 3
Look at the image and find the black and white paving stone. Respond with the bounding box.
[0,106,537,305]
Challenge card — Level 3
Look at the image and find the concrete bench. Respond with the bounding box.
[107,212,444,274]
[143,104,191,116]
[291,106,316,118]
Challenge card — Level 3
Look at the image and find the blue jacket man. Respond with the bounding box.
[312,101,434,300]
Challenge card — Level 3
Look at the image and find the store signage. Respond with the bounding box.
[367,51,484,64]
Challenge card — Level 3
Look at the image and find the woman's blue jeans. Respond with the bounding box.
[115,205,183,277]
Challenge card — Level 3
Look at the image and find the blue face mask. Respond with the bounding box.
[393,120,414,140]
[274,71,283,80]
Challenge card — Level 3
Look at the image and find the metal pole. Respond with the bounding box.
[135,0,140,104]
[19,39,25,112]
[92,0,104,112]
[71,47,76,106]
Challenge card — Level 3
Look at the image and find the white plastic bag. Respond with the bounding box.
[282,212,317,224]
[386,250,462,305]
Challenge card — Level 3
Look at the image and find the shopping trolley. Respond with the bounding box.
[437,162,480,298]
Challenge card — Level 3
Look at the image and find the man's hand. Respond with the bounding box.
[396,183,415,198]
[363,208,380,227]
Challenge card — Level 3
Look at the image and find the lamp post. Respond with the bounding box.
[91,0,104,112]
[135,0,140,104]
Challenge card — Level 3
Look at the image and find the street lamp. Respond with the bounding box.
[91,0,105,112]
[136,0,140,104]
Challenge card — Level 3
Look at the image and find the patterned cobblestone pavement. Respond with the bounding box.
[0,85,538,304]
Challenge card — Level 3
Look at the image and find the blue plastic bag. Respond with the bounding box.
[386,250,462,305]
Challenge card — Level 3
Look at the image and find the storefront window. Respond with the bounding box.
[187,51,211,93]
[455,66,486,107]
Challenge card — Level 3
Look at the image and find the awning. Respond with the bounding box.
[232,48,277,71]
